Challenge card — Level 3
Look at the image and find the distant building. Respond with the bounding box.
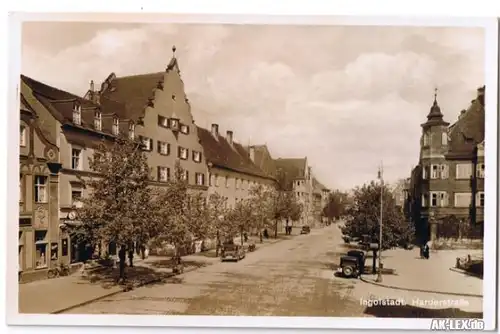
[197,124,276,209]
[312,178,330,224]
[406,87,485,243]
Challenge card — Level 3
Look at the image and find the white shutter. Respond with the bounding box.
[421,194,426,207]
[422,166,427,180]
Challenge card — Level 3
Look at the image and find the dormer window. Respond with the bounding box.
[129,123,135,140]
[112,118,119,135]
[94,111,102,131]
[180,124,189,134]
[72,102,81,125]
[158,115,169,128]
[170,118,180,132]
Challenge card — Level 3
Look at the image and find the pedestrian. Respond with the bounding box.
[263,228,269,239]
[118,246,126,283]
[423,242,430,259]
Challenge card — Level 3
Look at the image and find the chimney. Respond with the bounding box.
[477,86,485,106]
[249,146,255,162]
[226,130,233,145]
[458,109,466,120]
[211,124,219,138]
[90,80,94,92]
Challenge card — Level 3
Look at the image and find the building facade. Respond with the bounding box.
[406,87,485,243]
[198,124,277,209]
[19,80,63,282]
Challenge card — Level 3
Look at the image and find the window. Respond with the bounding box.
[225,176,229,188]
[71,148,82,170]
[140,136,152,151]
[241,180,246,190]
[209,173,213,186]
[129,123,135,140]
[454,193,472,207]
[180,124,189,134]
[421,194,428,207]
[182,170,189,183]
[195,173,205,186]
[112,118,119,135]
[94,111,102,131]
[158,166,169,182]
[423,132,429,146]
[477,192,485,207]
[431,165,439,179]
[35,230,48,269]
[441,132,447,145]
[192,151,202,163]
[73,103,81,125]
[158,141,170,155]
[214,175,219,187]
[422,165,428,180]
[20,124,26,147]
[235,178,240,189]
[34,175,47,203]
[440,164,449,179]
[477,163,485,178]
[19,174,24,203]
[456,163,473,179]
[429,191,448,207]
[158,115,169,128]
[61,238,69,257]
[178,147,188,160]
[71,189,83,208]
[170,118,179,130]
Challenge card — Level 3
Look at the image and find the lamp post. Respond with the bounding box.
[376,162,384,283]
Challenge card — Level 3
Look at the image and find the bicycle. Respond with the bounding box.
[47,263,71,279]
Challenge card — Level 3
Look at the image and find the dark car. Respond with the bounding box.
[300,226,311,234]
[221,243,245,262]
[337,250,366,278]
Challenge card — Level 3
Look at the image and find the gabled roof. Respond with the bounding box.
[274,158,307,180]
[248,145,277,177]
[313,177,328,192]
[21,75,117,137]
[197,127,274,180]
[98,57,180,121]
[447,91,485,156]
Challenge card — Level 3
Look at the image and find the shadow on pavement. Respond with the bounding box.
[364,303,483,318]
[149,259,208,270]
[82,265,175,289]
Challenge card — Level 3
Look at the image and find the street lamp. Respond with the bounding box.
[376,162,384,283]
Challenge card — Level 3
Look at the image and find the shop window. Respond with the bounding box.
[62,238,69,256]
[35,230,48,269]
[51,243,59,261]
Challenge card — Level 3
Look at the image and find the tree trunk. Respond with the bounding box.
[240,227,244,246]
[259,230,263,243]
[216,230,220,257]
[274,219,278,239]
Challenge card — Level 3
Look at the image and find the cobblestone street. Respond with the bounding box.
[65,226,368,316]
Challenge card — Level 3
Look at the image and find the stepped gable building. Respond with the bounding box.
[86,46,209,192]
[406,87,485,243]
[20,74,124,279]
[197,125,276,208]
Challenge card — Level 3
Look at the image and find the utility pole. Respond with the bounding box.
[376,162,384,283]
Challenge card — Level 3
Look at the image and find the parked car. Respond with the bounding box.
[300,226,311,234]
[336,249,366,278]
[221,243,245,262]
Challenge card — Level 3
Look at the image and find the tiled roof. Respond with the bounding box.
[21,75,116,137]
[100,72,164,120]
[447,95,485,155]
[197,127,274,180]
[313,177,328,191]
[274,158,307,190]
[248,145,277,177]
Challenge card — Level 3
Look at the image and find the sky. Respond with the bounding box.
[21,22,485,190]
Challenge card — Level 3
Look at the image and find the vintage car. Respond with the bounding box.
[336,250,366,278]
[221,243,246,262]
[300,226,311,234]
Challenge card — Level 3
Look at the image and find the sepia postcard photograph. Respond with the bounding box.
[5,11,498,331]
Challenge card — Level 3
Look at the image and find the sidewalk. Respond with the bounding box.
[360,248,483,297]
[19,230,301,314]
[18,254,218,314]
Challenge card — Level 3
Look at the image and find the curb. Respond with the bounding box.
[51,265,202,314]
[359,276,483,298]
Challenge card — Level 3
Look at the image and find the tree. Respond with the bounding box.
[289,194,304,223]
[226,199,254,245]
[341,181,414,250]
[248,184,274,243]
[76,136,155,280]
[206,192,229,257]
[322,190,349,222]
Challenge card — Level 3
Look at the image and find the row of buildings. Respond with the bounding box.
[403,87,485,244]
[18,49,330,281]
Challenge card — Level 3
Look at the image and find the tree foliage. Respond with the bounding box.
[341,181,414,250]
[322,190,349,220]
[76,136,155,251]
